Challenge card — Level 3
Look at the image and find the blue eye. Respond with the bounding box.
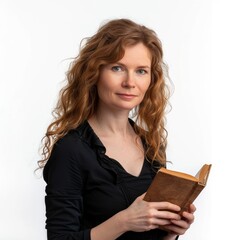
[112,66,123,72]
[137,69,147,75]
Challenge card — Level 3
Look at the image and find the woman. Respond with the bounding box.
[38,18,195,240]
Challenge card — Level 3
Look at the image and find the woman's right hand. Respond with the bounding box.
[91,193,181,240]
[119,193,181,232]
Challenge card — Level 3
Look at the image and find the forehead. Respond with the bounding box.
[119,43,152,66]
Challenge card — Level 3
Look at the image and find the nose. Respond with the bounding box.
[122,72,135,88]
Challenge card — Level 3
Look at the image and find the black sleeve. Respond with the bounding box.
[43,137,91,240]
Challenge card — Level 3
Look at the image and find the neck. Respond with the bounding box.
[89,107,133,138]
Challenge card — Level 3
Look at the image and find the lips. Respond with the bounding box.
[116,93,137,100]
[117,93,137,97]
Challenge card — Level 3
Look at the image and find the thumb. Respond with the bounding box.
[138,192,147,200]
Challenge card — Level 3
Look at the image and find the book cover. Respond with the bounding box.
[143,164,212,213]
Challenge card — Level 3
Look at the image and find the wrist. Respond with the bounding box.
[116,209,130,232]
[90,211,127,240]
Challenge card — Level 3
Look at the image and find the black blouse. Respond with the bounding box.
[43,120,170,240]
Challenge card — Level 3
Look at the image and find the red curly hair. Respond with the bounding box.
[38,18,171,169]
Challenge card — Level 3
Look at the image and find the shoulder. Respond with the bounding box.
[43,121,98,182]
[49,129,85,162]
[50,120,97,158]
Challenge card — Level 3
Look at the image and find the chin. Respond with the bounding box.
[116,105,137,111]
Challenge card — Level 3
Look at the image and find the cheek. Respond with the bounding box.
[97,71,114,92]
[141,80,151,94]
[138,81,151,103]
[97,83,107,100]
[97,74,108,96]
[97,79,114,100]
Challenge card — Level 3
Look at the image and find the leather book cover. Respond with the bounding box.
[143,164,212,214]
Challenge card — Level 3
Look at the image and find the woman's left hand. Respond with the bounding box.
[163,204,196,238]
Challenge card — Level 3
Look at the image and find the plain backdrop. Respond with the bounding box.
[0,0,239,239]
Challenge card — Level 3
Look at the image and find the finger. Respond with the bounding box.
[150,212,181,222]
[149,201,181,212]
[152,218,172,226]
[171,218,190,228]
[144,218,173,231]
[181,211,195,224]
[139,192,146,199]
[163,224,186,235]
[189,204,196,213]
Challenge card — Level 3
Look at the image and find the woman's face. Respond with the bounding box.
[97,43,151,112]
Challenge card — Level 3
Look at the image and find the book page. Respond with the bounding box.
[160,167,198,182]
[195,164,212,185]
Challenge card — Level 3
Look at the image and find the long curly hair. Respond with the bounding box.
[38,18,172,169]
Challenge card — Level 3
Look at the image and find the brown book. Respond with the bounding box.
[143,164,212,213]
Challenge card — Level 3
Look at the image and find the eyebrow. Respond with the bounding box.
[115,62,151,69]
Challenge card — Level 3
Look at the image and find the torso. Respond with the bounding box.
[44,120,167,239]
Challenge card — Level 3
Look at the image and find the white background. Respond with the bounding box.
[0,0,239,239]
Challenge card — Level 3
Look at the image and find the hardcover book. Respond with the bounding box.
[143,164,212,213]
